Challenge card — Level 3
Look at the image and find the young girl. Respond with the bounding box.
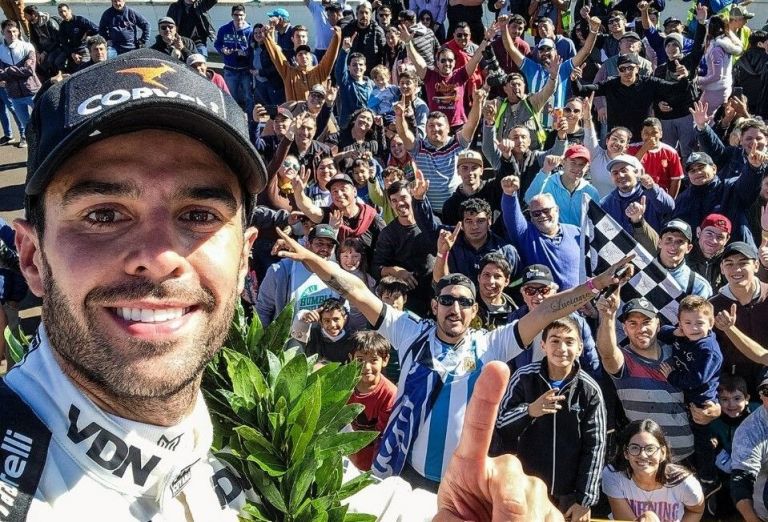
[602,419,705,522]
[698,15,743,115]
[368,166,405,224]
[337,238,376,332]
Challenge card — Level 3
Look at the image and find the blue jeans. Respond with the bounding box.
[196,43,209,58]
[222,68,252,111]
[252,78,284,106]
[0,87,19,138]
[9,95,33,138]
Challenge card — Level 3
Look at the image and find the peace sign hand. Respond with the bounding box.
[437,222,462,255]
[411,169,430,200]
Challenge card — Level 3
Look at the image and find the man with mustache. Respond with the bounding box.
[1,48,569,520]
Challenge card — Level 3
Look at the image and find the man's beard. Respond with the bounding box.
[41,254,237,400]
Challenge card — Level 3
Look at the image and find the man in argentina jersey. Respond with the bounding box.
[274,228,634,490]
[500,12,602,128]
[596,295,722,462]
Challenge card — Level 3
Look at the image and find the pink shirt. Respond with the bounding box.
[423,67,469,127]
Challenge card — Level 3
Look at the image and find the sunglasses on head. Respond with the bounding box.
[522,286,552,297]
[436,295,475,308]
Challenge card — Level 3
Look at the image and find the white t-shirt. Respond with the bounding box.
[601,467,703,522]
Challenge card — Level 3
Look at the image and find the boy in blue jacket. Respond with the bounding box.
[659,295,723,494]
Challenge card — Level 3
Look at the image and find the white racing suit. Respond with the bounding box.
[0,328,437,521]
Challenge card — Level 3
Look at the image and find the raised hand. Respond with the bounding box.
[398,23,413,43]
[689,100,709,130]
[496,137,515,159]
[437,222,462,255]
[342,34,355,52]
[588,16,602,33]
[695,3,708,22]
[501,175,520,195]
[252,103,268,122]
[639,173,655,189]
[473,86,489,105]
[624,195,647,223]
[542,155,562,173]
[411,169,430,199]
[570,65,583,82]
[302,309,321,323]
[714,303,737,331]
[325,80,338,105]
[579,4,590,20]
[547,54,562,78]
[483,22,499,43]
[328,209,344,230]
[595,288,620,318]
[637,1,650,11]
[435,362,565,522]
[528,388,566,417]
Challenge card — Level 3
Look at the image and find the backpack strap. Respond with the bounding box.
[0,378,51,522]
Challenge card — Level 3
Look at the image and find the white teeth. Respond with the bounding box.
[115,307,187,323]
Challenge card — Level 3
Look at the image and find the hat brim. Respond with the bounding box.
[619,308,657,322]
[457,159,483,167]
[26,101,267,199]
[522,278,555,287]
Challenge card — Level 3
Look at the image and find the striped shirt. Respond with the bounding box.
[410,133,470,214]
[376,306,525,481]
[611,345,694,461]
[520,57,575,128]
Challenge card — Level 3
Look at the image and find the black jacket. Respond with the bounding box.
[341,22,386,69]
[29,12,61,53]
[58,15,99,54]
[166,0,217,45]
[492,360,606,507]
[150,34,197,61]
[652,22,706,121]
[733,48,768,115]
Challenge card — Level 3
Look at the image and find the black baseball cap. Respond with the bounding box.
[685,151,715,170]
[295,44,312,54]
[25,49,268,210]
[619,298,658,322]
[434,273,476,298]
[722,241,758,260]
[663,16,682,26]
[521,264,555,286]
[660,219,693,242]
[616,53,640,67]
[326,173,356,189]
[620,31,641,41]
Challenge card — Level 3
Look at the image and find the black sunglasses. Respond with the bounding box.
[436,295,475,308]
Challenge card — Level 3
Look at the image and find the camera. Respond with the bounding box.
[482,45,507,88]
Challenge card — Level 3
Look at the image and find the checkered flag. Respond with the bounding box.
[580,197,682,325]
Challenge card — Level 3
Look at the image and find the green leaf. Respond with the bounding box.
[274,353,308,407]
[316,431,379,461]
[287,380,322,462]
[241,502,272,521]
[224,350,269,403]
[287,455,317,512]
[236,426,287,477]
[343,514,378,522]
[262,301,295,354]
[266,350,282,387]
[5,326,29,364]
[247,462,288,514]
[245,310,264,361]
[337,472,375,501]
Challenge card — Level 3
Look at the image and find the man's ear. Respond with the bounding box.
[13,219,45,297]
[237,226,259,295]
[431,298,437,317]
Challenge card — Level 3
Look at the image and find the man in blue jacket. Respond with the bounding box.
[600,153,675,234]
[98,0,150,56]
[214,4,253,110]
[672,149,766,246]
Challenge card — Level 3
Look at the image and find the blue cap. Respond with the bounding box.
[267,8,290,19]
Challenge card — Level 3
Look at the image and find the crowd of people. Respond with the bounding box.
[3,0,768,520]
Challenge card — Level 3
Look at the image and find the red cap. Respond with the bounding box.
[564,144,591,163]
[700,213,732,234]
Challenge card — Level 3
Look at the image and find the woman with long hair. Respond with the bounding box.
[602,419,705,522]
[698,14,743,115]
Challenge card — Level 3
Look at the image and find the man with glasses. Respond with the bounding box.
[165,0,217,56]
[288,82,339,143]
[401,22,493,130]
[506,264,600,377]
[502,177,582,289]
[375,5,392,29]
[598,11,627,59]
[444,22,483,113]
[731,375,768,522]
[274,224,632,490]
[534,16,575,61]
[150,17,195,61]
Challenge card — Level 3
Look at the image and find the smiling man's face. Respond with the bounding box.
[15,130,255,402]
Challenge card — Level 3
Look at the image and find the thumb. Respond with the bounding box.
[730,303,737,316]
[640,195,647,206]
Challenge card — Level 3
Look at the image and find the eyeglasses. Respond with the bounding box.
[159,24,174,30]
[563,107,581,114]
[618,65,635,73]
[283,160,300,170]
[436,295,475,308]
[310,92,326,99]
[455,33,470,38]
[626,443,661,457]
[608,17,623,24]
[530,207,554,218]
[522,286,552,297]
[439,58,455,63]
